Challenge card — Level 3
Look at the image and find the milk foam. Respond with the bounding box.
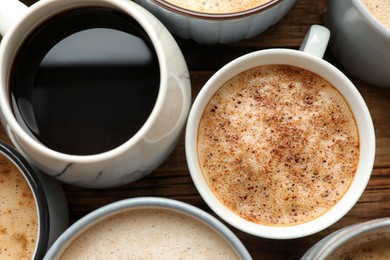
[363,0,390,28]
[0,155,38,259]
[198,65,359,226]
[330,232,390,259]
[60,208,239,259]
[164,0,272,14]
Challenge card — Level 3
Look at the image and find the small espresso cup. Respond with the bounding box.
[44,197,252,259]
[302,218,390,259]
[0,0,191,188]
[325,0,390,87]
[134,0,296,44]
[185,25,376,239]
[0,140,68,259]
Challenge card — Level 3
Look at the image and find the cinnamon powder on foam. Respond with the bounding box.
[197,65,359,226]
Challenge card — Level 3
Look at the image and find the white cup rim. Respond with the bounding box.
[302,217,390,259]
[0,0,169,163]
[185,48,375,239]
[352,0,390,40]
[44,197,252,259]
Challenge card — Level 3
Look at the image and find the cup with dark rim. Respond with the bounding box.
[0,140,68,259]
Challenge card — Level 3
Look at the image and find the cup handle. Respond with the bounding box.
[299,25,330,59]
[0,0,29,36]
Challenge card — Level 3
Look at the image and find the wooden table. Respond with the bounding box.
[4,0,390,259]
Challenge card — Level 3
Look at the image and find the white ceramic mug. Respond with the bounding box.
[185,25,376,239]
[0,0,191,188]
[134,0,296,44]
[325,0,390,87]
[44,197,252,259]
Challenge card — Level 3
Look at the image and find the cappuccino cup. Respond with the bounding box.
[0,140,68,259]
[134,0,296,44]
[44,197,252,259]
[185,25,375,239]
[302,218,390,259]
[0,0,191,188]
[325,0,390,87]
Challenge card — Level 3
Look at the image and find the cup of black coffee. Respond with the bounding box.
[0,0,191,188]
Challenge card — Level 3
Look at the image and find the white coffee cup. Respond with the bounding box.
[0,0,191,188]
[302,218,390,259]
[134,0,296,44]
[185,25,376,239]
[324,0,390,87]
[44,197,252,259]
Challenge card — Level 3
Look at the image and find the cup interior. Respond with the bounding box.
[303,218,390,259]
[0,0,169,160]
[44,197,251,259]
[353,0,390,39]
[152,0,282,18]
[186,49,375,239]
[0,141,49,259]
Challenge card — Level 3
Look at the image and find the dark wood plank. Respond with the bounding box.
[2,0,390,259]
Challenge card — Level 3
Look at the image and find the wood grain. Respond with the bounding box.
[3,0,390,259]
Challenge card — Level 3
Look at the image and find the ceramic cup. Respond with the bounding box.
[0,0,191,188]
[185,25,376,239]
[0,140,68,259]
[325,0,390,87]
[134,0,296,44]
[44,197,252,259]
[302,218,390,259]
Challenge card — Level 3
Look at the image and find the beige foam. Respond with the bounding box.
[0,155,38,259]
[60,208,239,259]
[363,0,390,28]
[331,232,390,259]
[164,0,273,14]
[198,65,359,226]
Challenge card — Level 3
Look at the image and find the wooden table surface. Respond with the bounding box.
[3,0,390,259]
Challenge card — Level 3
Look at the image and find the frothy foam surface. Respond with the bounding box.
[330,232,390,259]
[0,155,38,259]
[164,0,273,14]
[363,0,390,29]
[60,208,239,259]
[198,65,359,226]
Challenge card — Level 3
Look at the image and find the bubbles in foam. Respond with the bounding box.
[331,232,390,259]
[0,155,38,259]
[363,0,390,28]
[198,65,359,226]
[164,0,273,14]
[60,208,239,259]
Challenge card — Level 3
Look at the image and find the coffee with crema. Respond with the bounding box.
[363,0,390,29]
[198,65,359,226]
[0,154,38,259]
[163,0,273,14]
[59,208,239,259]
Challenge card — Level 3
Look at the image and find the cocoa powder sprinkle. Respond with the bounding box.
[197,65,359,226]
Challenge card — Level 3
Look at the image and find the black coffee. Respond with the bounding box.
[10,8,160,155]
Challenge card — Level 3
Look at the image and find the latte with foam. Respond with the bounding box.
[198,65,359,226]
[60,208,239,259]
[363,0,390,29]
[163,0,273,14]
[330,232,390,259]
[0,154,38,259]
